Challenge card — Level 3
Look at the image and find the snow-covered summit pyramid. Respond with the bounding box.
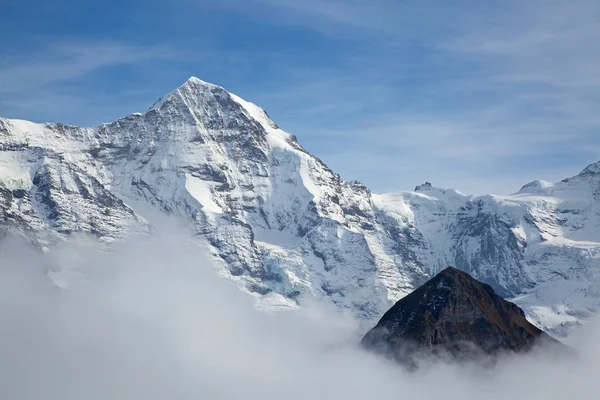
[2,77,600,335]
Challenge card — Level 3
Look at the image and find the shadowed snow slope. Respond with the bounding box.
[2,77,600,334]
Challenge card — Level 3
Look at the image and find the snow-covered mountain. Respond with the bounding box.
[376,174,600,336]
[1,77,599,335]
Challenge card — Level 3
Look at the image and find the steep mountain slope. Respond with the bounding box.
[361,267,563,367]
[1,77,600,334]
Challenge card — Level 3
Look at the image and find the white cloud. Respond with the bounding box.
[0,229,597,399]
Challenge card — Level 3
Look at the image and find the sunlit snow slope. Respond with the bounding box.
[1,77,599,335]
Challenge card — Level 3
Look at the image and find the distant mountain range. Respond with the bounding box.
[2,77,600,335]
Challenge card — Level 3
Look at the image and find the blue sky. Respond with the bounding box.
[2,0,600,194]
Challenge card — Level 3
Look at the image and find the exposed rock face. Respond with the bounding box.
[361,267,561,367]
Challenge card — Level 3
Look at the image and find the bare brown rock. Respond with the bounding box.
[361,267,565,367]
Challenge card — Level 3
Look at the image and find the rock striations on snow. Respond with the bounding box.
[361,267,563,367]
[2,77,600,334]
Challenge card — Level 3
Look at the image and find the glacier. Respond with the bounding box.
[1,76,599,336]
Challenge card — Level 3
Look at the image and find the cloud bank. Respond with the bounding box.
[0,230,595,399]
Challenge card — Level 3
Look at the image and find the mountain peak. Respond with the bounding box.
[147,77,228,112]
[181,76,223,90]
[414,181,433,191]
[517,179,554,194]
[559,160,600,184]
[361,266,563,367]
[437,265,464,278]
[577,160,600,178]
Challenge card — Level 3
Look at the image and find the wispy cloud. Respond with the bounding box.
[0,41,176,124]
[2,0,599,194]
[199,0,402,34]
[0,41,174,93]
[221,0,600,194]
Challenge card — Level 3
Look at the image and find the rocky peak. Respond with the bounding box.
[414,182,433,192]
[576,160,600,178]
[147,76,233,114]
[360,267,563,368]
[560,160,600,183]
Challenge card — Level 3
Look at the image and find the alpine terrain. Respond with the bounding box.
[1,77,600,335]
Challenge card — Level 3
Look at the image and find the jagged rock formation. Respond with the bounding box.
[1,77,600,333]
[361,267,562,367]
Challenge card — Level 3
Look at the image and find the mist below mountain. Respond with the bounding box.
[0,229,595,400]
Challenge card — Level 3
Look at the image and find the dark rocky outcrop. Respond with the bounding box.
[361,267,565,368]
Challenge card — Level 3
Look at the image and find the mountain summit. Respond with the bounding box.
[361,267,562,367]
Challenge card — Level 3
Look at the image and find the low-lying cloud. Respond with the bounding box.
[0,229,595,399]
